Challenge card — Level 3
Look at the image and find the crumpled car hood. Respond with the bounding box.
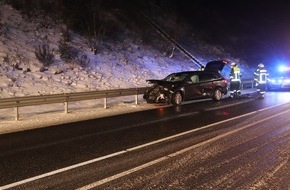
[146,79,173,85]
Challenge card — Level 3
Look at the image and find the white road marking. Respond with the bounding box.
[0,103,288,189]
[77,107,290,189]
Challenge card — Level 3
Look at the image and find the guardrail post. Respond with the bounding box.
[14,107,19,121]
[64,102,68,113]
[135,94,138,105]
[0,87,151,122]
[104,97,107,109]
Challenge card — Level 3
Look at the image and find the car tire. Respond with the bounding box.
[171,91,183,105]
[212,88,222,101]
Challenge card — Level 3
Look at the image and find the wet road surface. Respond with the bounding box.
[0,91,289,189]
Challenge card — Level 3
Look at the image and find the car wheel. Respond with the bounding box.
[212,88,222,101]
[171,91,183,105]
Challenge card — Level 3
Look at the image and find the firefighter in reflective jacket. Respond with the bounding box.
[254,63,269,97]
[229,62,241,98]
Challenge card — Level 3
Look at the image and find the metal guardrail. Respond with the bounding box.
[241,80,255,89]
[0,80,255,121]
[0,87,149,121]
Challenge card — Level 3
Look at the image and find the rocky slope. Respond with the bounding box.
[0,2,251,98]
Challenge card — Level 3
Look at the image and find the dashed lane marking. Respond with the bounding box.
[1,103,289,189]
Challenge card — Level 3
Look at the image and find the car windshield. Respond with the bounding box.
[163,73,189,82]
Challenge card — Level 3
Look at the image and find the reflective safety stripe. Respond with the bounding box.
[234,71,240,79]
[255,68,268,84]
[232,70,241,81]
[259,73,267,83]
[230,90,240,93]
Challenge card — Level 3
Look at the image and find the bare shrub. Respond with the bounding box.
[61,26,71,42]
[38,15,54,29]
[35,44,54,66]
[58,40,78,63]
[87,11,107,55]
[88,27,105,55]
[76,53,90,67]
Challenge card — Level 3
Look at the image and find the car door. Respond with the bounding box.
[198,73,216,96]
[183,74,203,100]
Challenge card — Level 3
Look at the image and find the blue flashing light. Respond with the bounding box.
[278,65,286,72]
[278,65,290,72]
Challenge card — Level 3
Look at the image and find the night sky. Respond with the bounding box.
[169,0,290,66]
[102,0,290,66]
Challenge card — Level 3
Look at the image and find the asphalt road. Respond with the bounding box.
[0,91,289,189]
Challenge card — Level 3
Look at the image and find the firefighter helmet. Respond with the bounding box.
[258,63,264,68]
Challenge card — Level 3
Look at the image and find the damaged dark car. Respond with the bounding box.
[143,60,228,105]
